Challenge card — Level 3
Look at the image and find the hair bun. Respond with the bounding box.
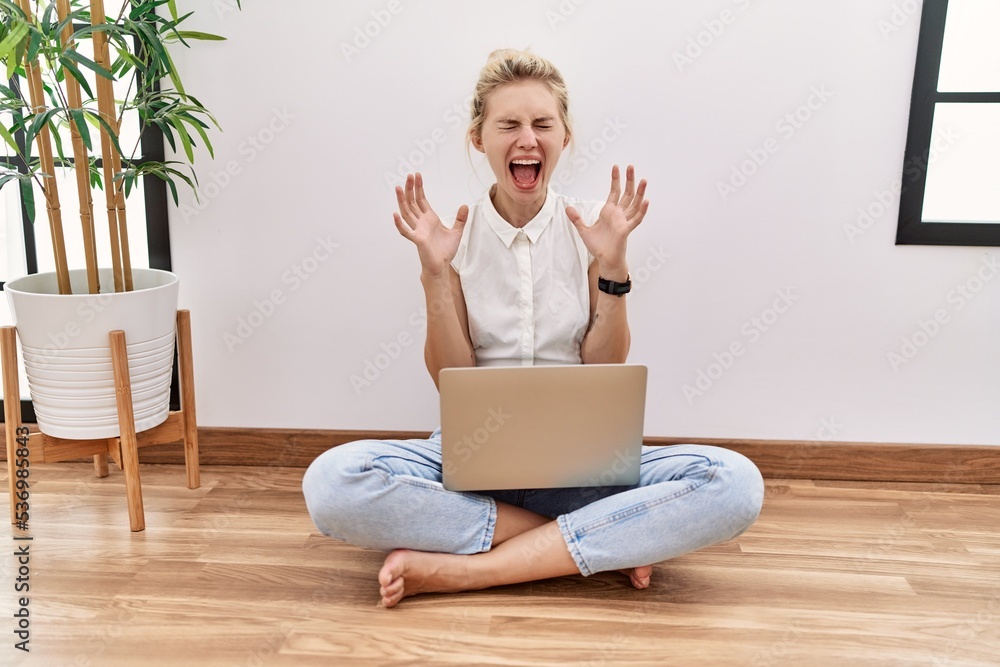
[486,48,522,64]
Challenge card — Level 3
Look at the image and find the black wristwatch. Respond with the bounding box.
[598,275,631,297]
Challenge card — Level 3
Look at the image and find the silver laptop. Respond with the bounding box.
[440,364,647,491]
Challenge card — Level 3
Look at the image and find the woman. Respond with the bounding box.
[303,49,764,608]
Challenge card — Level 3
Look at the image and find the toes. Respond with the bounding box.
[379,581,403,608]
[626,565,653,589]
[378,550,410,607]
[380,576,405,600]
[378,549,408,587]
[381,583,406,608]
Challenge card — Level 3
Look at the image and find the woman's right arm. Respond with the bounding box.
[421,268,475,388]
[394,172,475,388]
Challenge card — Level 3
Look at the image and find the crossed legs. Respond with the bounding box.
[303,437,763,608]
[377,502,652,607]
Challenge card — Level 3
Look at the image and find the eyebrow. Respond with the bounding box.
[496,116,556,124]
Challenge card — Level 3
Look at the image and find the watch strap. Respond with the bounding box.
[598,275,631,297]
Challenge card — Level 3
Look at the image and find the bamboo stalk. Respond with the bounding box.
[89,0,125,292]
[94,0,132,292]
[57,0,100,295]
[112,153,132,291]
[17,0,72,295]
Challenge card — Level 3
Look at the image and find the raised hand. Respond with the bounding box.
[566,165,649,273]
[393,173,469,277]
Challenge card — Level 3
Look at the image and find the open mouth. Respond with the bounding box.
[509,159,541,189]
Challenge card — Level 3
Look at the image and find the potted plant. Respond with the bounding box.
[0,0,236,439]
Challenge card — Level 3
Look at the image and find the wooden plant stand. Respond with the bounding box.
[2,309,200,532]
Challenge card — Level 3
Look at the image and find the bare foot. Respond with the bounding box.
[619,565,653,589]
[378,549,476,608]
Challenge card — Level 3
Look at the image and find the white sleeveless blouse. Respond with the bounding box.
[450,189,603,367]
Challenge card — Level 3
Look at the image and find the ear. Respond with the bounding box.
[471,131,485,153]
[563,133,571,148]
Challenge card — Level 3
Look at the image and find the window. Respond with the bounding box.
[896,0,1000,246]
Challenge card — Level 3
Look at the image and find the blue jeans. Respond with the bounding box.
[302,429,764,576]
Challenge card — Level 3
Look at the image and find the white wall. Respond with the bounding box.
[167,0,1000,446]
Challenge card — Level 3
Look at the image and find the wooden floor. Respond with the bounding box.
[1,463,998,666]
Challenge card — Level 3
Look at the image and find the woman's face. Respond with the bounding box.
[472,80,569,219]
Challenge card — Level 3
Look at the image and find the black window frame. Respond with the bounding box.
[896,0,1000,246]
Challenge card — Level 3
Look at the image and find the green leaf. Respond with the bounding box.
[155,119,177,152]
[165,30,226,42]
[53,11,81,43]
[181,113,214,159]
[81,109,124,156]
[167,0,178,20]
[0,124,18,154]
[129,1,170,22]
[16,113,31,162]
[62,48,115,82]
[113,46,142,72]
[0,83,16,98]
[40,2,56,37]
[69,108,91,150]
[164,163,197,189]
[0,0,28,17]
[164,175,177,205]
[69,23,123,43]
[89,160,102,189]
[171,116,194,161]
[49,120,66,162]
[134,21,170,72]
[160,39,184,95]
[26,24,41,63]
[0,172,23,192]
[20,177,34,223]
[58,56,96,98]
[0,21,29,63]
[24,108,60,148]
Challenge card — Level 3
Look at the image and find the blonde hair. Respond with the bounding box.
[467,49,573,148]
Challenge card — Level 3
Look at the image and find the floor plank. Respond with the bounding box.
[1,463,998,666]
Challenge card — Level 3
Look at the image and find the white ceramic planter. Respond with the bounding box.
[4,268,179,439]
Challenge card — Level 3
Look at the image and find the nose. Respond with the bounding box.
[515,125,537,149]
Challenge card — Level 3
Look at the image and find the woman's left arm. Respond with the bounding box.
[567,165,649,364]
[580,260,630,363]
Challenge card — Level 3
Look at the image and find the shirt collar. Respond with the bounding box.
[482,188,557,248]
